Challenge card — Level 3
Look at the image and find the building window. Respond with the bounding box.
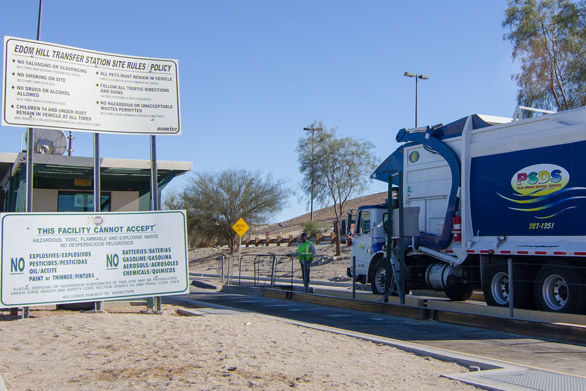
[57,191,111,212]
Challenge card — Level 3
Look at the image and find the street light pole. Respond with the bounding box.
[404,72,430,127]
[303,125,323,222]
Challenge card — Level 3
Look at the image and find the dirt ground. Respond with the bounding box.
[0,300,480,391]
[0,244,481,390]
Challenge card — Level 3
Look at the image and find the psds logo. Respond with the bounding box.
[499,163,575,220]
[511,164,569,196]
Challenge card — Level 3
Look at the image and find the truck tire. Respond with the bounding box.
[445,284,473,302]
[534,262,586,314]
[370,257,395,295]
[483,263,534,309]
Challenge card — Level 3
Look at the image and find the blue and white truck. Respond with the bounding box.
[349,107,586,314]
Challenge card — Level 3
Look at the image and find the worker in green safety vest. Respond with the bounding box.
[297,232,317,292]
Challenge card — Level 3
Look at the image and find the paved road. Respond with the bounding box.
[167,287,586,388]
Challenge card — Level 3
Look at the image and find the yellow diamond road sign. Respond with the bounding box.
[232,218,249,237]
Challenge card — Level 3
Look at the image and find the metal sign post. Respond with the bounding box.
[151,135,162,314]
[93,133,104,313]
[238,236,243,284]
[398,171,406,305]
[232,218,250,285]
[20,0,44,320]
[380,172,404,305]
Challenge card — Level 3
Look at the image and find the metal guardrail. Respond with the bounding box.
[242,233,350,247]
[217,253,296,288]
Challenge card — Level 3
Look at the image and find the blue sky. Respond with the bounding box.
[1,0,518,223]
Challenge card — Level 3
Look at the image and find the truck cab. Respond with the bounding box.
[348,203,388,293]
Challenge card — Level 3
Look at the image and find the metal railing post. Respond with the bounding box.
[352,256,356,299]
[270,255,276,287]
[252,255,260,286]
[291,255,294,289]
[220,256,225,284]
[508,258,514,318]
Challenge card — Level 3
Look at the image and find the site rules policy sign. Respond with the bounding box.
[2,36,180,135]
[0,210,189,307]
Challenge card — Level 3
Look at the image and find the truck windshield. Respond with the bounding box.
[359,211,371,234]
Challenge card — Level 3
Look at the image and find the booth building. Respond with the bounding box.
[0,151,192,213]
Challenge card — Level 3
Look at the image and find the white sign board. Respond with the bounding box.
[0,211,189,307]
[2,36,180,135]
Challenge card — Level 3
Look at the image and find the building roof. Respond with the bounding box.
[0,152,192,187]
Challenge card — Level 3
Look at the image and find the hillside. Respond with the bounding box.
[251,191,387,237]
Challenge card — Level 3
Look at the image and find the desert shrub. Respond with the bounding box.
[300,221,322,237]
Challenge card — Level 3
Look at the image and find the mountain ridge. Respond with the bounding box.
[252,191,387,236]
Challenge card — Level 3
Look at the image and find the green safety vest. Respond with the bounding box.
[298,240,313,263]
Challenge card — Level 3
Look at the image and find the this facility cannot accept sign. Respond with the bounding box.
[0,210,189,307]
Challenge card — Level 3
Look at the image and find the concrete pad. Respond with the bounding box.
[259,286,586,344]
[447,367,586,391]
[220,285,264,296]
[427,300,586,327]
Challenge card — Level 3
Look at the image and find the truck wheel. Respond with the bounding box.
[370,257,395,295]
[445,284,473,301]
[483,263,534,309]
[534,262,586,314]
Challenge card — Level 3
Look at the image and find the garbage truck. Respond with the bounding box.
[349,106,586,314]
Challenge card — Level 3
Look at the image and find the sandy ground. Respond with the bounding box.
[0,301,480,391]
[0,245,480,390]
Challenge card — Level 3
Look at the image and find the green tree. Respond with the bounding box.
[503,0,586,112]
[297,121,377,256]
[164,169,288,251]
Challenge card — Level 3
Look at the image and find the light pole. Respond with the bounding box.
[404,72,429,127]
[303,125,323,222]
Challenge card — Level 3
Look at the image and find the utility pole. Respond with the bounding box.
[404,72,430,127]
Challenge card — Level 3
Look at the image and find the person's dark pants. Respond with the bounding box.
[300,261,311,292]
